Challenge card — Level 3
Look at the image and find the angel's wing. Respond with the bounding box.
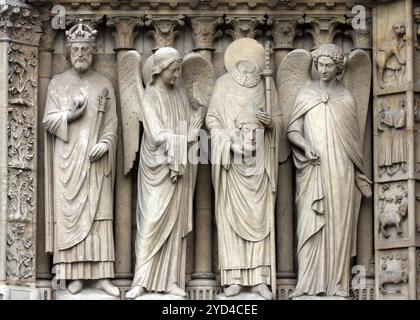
[119,50,144,175]
[276,49,312,162]
[181,52,215,116]
[342,49,372,141]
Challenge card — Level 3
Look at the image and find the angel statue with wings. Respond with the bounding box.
[282,44,372,299]
[206,38,281,300]
[117,46,215,299]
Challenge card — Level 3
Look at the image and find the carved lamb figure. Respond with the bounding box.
[378,194,408,238]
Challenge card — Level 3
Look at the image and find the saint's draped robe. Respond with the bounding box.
[287,81,364,297]
[206,72,280,287]
[131,85,197,292]
[43,69,118,279]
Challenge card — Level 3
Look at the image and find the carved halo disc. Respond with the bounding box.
[224,38,265,72]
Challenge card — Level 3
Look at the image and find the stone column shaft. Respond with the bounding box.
[0,31,10,286]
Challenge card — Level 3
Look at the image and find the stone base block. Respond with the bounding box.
[0,285,41,300]
[135,293,186,300]
[55,288,120,300]
[215,292,267,300]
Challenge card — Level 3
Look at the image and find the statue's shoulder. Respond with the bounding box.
[295,80,317,98]
[91,71,113,88]
[50,69,72,84]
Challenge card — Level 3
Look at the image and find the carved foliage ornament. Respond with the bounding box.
[225,17,265,40]
[0,4,41,44]
[8,44,38,108]
[6,223,34,280]
[145,15,185,50]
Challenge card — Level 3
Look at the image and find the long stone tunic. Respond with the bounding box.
[43,69,118,279]
[131,85,197,292]
[287,81,364,297]
[206,70,280,287]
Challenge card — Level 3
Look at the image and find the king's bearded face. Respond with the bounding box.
[70,43,93,73]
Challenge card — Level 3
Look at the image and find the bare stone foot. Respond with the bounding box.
[224,284,242,297]
[68,280,83,295]
[252,284,273,300]
[95,279,120,297]
[126,286,145,299]
[168,285,187,297]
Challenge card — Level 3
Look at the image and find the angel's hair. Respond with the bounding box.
[312,44,346,76]
[150,47,182,85]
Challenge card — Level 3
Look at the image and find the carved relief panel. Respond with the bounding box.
[375,95,408,182]
[378,249,409,299]
[377,182,409,241]
[5,5,41,285]
[374,1,407,93]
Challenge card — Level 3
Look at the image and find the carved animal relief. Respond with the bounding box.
[380,251,409,295]
[378,183,408,239]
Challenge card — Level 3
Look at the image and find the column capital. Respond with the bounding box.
[0,3,41,46]
[145,15,185,51]
[106,16,144,51]
[305,15,346,48]
[190,16,223,52]
[267,16,303,50]
[344,17,372,50]
[225,16,265,40]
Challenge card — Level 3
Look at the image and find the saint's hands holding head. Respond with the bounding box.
[206,39,281,300]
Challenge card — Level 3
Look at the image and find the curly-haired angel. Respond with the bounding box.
[280,44,372,299]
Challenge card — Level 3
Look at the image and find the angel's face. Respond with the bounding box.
[161,61,181,86]
[317,56,337,83]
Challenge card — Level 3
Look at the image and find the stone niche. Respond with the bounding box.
[0,0,418,301]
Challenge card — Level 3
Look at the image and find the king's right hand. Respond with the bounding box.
[68,94,88,123]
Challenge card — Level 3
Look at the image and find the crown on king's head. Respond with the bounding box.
[66,20,98,43]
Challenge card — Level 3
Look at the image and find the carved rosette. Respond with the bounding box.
[225,16,265,40]
[305,16,346,48]
[5,3,40,284]
[107,16,144,50]
[190,17,223,51]
[145,15,185,51]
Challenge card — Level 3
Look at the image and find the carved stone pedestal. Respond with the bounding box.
[55,288,120,301]
[186,276,221,300]
[135,293,186,300]
[276,278,296,300]
[291,295,353,301]
[0,285,40,300]
[215,292,266,300]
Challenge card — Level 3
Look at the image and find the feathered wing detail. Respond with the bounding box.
[342,49,372,257]
[342,49,372,141]
[276,49,312,162]
[119,50,144,174]
[181,52,215,117]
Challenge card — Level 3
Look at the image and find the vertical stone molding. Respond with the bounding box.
[107,16,144,288]
[185,15,222,300]
[267,15,302,299]
[373,0,418,300]
[1,3,41,295]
